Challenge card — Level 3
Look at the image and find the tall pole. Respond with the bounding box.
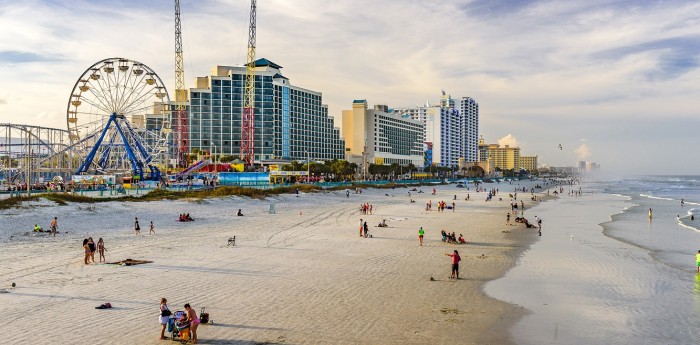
[212,144,217,179]
[175,0,188,167]
[241,0,257,167]
[305,149,310,183]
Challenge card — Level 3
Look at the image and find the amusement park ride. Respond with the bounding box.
[2,0,261,185]
[67,58,171,181]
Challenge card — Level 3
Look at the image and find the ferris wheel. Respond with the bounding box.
[67,58,171,180]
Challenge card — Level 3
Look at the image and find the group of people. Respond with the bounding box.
[134,217,155,235]
[358,219,370,238]
[81,237,106,264]
[159,298,200,343]
[178,214,195,222]
[441,230,466,244]
[32,217,59,236]
[513,215,542,235]
[359,203,373,215]
[435,201,454,212]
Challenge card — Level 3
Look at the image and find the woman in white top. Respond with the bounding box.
[159,298,170,340]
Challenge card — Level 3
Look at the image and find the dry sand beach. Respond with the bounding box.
[1,182,549,344]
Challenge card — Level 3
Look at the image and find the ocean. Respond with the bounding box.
[486,175,700,345]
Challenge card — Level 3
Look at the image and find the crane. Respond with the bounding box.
[174,0,188,167]
[240,0,256,167]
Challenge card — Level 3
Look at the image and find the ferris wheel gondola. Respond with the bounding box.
[66,58,171,180]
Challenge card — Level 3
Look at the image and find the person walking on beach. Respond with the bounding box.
[97,238,106,262]
[363,221,369,238]
[418,227,425,246]
[149,221,155,234]
[159,298,171,340]
[359,219,363,237]
[445,250,461,279]
[50,217,58,236]
[134,217,141,235]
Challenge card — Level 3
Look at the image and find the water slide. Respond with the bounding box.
[176,160,211,179]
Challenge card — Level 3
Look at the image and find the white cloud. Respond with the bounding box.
[498,134,519,148]
[0,0,698,174]
[575,143,591,160]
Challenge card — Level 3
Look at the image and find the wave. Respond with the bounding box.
[639,193,674,201]
[678,218,700,233]
[610,193,632,201]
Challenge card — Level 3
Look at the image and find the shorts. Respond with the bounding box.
[160,315,169,325]
[696,262,700,267]
[419,235,424,238]
[452,263,459,271]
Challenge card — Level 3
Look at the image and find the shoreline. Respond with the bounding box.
[483,183,700,344]
[1,182,553,344]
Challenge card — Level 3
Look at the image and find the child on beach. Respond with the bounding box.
[97,238,106,262]
[149,221,155,234]
[418,227,425,246]
[696,250,700,273]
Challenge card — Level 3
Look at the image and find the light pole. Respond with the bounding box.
[304,149,310,183]
[211,144,217,185]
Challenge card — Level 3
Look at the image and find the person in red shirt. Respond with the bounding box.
[445,250,461,279]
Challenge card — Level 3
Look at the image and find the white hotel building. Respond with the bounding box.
[341,100,424,167]
[394,92,479,168]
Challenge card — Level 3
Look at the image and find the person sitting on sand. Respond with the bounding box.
[441,230,447,242]
[458,234,466,244]
[186,213,194,221]
[33,224,43,232]
[237,209,243,216]
[378,219,387,227]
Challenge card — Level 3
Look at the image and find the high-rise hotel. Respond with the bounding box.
[185,58,345,162]
[341,101,424,167]
[393,92,479,168]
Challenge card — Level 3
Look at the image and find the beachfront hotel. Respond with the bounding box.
[478,137,521,171]
[185,58,345,162]
[520,155,538,172]
[393,91,480,168]
[341,100,424,168]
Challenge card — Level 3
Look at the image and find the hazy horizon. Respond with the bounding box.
[1,0,698,175]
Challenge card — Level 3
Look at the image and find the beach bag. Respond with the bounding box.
[200,307,209,324]
[166,317,175,332]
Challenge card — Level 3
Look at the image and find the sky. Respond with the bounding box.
[0,0,699,175]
